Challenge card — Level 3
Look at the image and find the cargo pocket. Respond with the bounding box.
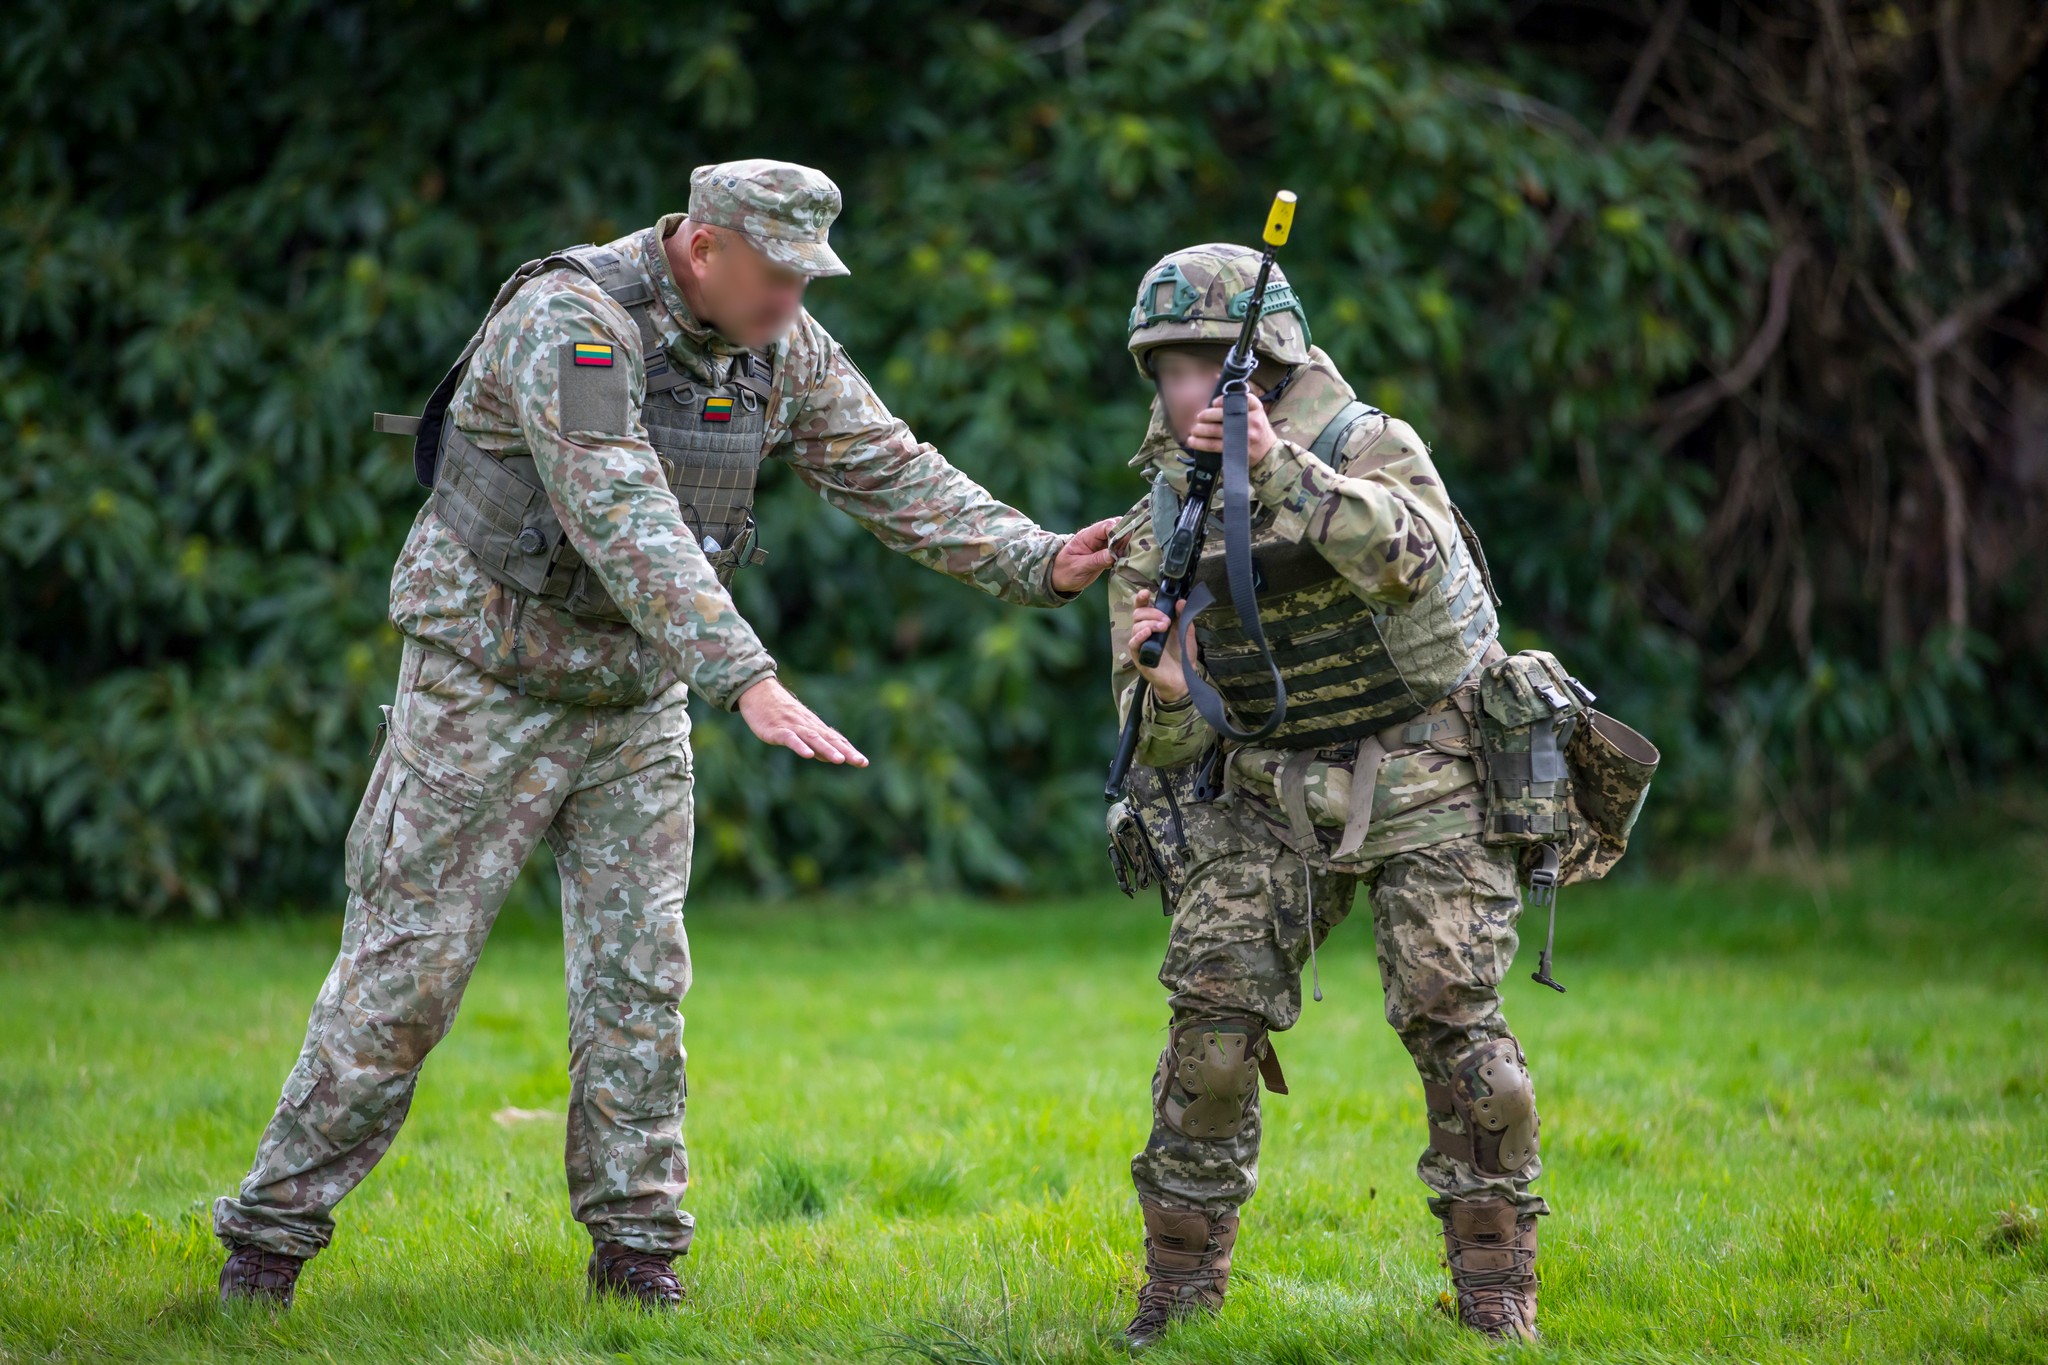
[353,721,495,935]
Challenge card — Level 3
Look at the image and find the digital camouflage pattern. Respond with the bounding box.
[1561,709,1661,883]
[215,643,700,1257]
[1107,339,1547,1228]
[392,213,1072,711]
[1121,763,1545,1221]
[222,198,1078,1261]
[687,158,850,278]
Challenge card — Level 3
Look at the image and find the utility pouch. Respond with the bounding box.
[1475,650,1591,848]
[1108,798,1167,901]
[1557,710,1660,885]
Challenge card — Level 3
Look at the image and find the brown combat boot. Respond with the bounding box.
[218,1244,306,1309]
[1123,1202,1239,1350]
[587,1240,683,1309]
[1440,1199,1539,1340]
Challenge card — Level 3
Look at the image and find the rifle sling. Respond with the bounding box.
[1177,382,1288,743]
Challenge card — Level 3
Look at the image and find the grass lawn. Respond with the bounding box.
[2,835,2045,1363]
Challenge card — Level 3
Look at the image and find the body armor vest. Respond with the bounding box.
[1190,400,1500,751]
[414,236,773,623]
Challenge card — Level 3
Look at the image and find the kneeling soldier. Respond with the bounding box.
[1103,244,1634,1346]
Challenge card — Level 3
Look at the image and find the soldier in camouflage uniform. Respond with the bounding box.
[1105,245,1555,1345]
[214,160,1118,1310]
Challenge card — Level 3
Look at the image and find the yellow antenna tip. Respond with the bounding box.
[1263,190,1297,247]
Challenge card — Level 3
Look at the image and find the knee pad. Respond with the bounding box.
[1156,1017,1269,1140]
[1426,1037,1538,1175]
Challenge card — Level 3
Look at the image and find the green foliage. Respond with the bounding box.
[2,1,2039,914]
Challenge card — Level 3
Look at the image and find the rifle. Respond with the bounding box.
[1105,191,1298,802]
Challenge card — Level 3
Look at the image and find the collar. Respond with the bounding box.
[641,215,752,367]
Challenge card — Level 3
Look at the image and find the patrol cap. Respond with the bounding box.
[688,158,850,278]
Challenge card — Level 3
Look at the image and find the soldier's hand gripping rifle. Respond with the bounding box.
[1105,191,1298,802]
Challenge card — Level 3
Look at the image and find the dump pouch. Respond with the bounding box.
[1475,649,1589,848]
[1558,710,1660,885]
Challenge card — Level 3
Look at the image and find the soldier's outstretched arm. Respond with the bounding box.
[773,316,1115,603]
[501,278,863,763]
[1187,394,1458,610]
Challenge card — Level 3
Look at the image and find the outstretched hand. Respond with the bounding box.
[737,677,869,766]
[1051,517,1121,594]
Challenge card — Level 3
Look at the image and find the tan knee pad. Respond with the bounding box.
[1425,1037,1538,1175]
[1156,1017,1273,1140]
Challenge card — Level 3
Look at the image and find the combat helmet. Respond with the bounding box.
[1126,243,1312,379]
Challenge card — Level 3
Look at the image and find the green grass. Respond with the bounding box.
[3,836,2046,1363]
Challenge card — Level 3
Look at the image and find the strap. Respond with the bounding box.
[373,413,420,436]
[1450,501,1501,608]
[1381,708,1470,750]
[1332,734,1387,860]
[1276,747,1319,856]
[1174,384,1289,743]
[1423,1079,1474,1164]
[1219,387,1285,734]
[1257,1039,1289,1096]
[1528,843,1566,993]
[408,248,595,488]
[1307,399,1379,465]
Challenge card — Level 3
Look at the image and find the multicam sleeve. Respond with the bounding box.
[497,275,778,709]
[772,316,1072,607]
[1244,414,1457,609]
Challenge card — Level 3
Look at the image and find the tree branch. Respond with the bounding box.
[1652,242,1810,449]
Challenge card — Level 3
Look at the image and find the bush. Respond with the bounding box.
[3,0,2041,914]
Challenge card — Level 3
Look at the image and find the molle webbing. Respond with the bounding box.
[1191,462,1499,750]
[419,235,774,621]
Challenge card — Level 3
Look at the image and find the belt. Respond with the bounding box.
[1271,698,1475,863]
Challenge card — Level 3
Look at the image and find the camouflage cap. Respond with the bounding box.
[688,158,850,278]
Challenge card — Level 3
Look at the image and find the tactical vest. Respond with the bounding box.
[1189,399,1500,751]
[411,236,773,623]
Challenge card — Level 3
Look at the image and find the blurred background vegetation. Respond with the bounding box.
[2,0,2043,916]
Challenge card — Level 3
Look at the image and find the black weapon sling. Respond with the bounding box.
[1173,384,1288,744]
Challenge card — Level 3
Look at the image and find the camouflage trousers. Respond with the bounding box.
[214,641,697,1259]
[1126,766,1549,1222]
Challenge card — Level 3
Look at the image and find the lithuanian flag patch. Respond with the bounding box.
[572,342,614,367]
[701,394,734,423]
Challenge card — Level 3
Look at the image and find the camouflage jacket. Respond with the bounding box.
[1107,349,1486,861]
[390,215,1073,709]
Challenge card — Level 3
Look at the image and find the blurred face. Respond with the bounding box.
[669,223,809,349]
[1150,346,1230,442]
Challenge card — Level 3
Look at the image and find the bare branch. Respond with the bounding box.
[1914,359,1969,650]
[1606,0,1689,142]
[1653,242,1811,449]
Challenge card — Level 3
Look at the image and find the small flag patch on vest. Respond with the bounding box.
[572,342,614,367]
[701,395,734,422]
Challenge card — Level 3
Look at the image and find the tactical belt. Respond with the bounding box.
[1271,698,1476,863]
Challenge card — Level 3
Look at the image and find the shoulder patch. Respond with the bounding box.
[558,341,631,436]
